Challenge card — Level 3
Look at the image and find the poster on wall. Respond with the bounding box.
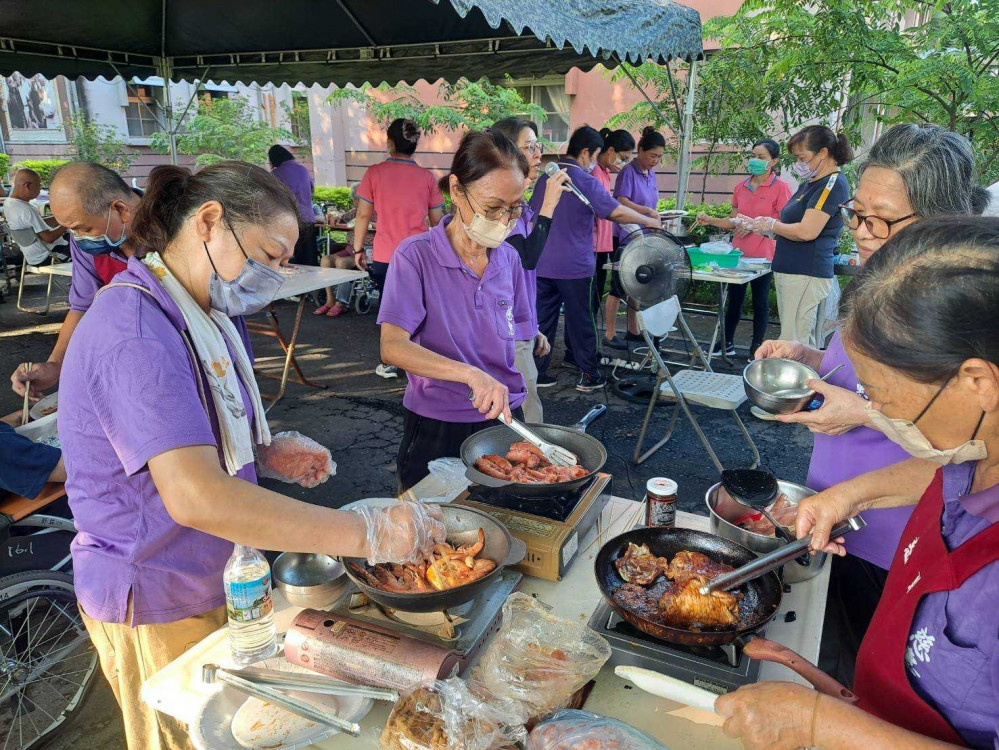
[0,73,63,132]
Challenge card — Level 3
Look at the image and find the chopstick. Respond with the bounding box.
[21,362,32,426]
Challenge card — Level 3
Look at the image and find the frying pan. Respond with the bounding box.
[341,504,526,613]
[594,527,856,700]
[459,406,607,498]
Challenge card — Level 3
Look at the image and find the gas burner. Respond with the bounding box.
[466,476,596,523]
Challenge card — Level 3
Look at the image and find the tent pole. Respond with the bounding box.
[159,57,178,165]
[615,56,679,131]
[674,59,697,211]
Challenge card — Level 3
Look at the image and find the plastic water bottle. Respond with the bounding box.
[224,545,278,665]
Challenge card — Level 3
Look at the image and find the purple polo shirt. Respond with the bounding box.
[906,461,999,748]
[806,332,914,569]
[529,158,619,280]
[377,217,528,422]
[613,160,658,240]
[59,258,256,626]
[510,202,538,341]
[271,159,315,223]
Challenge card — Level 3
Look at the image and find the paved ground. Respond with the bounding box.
[0,275,813,749]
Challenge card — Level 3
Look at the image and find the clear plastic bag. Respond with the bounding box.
[380,678,526,750]
[423,458,471,503]
[255,431,336,488]
[527,709,669,750]
[473,593,611,719]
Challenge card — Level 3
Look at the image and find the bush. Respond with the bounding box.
[313,186,353,211]
[0,153,10,180]
[15,159,70,186]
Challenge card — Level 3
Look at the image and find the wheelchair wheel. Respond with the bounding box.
[355,292,372,315]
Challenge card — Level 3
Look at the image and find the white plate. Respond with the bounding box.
[190,658,372,750]
[14,410,58,444]
[29,391,58,421]
[659,209,689,218]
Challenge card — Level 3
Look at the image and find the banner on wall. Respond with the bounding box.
[0,73,63,132]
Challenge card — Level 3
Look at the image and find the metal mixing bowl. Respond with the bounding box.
[705,479,826,584]
[743,358,821,414]
[272,553,346,609]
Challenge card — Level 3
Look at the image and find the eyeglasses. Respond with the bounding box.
[839,200,918,240]
[462,185,525,222]
[521,142,544,156]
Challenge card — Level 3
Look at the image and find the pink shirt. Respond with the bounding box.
[592,163,614,253]
[357,157,445,264]
[730,174,792,260]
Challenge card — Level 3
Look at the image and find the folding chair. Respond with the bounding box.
[633,296,760,472]
[8,226,67,315]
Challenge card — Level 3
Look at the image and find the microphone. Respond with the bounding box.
[544,161,592,209]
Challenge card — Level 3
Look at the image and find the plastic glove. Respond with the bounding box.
[255,431,336,488]
[750,216,777,238]
[350,500,446,565]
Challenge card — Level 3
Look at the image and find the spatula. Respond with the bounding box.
[721,468,797,545]
[498,413,577,467]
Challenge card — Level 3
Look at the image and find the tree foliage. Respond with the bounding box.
[68,112,136,174]
[152,95,293,166]
[327,77,546,133]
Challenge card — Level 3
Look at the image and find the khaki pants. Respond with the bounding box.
[514,338,543,423]
[774,272,834,348]
[81,605,227,750]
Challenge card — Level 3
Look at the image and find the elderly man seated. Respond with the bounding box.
[1,168,69,266]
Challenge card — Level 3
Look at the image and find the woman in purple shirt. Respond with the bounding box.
[58,162,444,749]
[755,124,987,686]
[719,216,999,750]
[269,145,318,266]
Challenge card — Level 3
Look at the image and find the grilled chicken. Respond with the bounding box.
[658,576,740,628]
[666,550,734,583]
[614,542,669,585]
[611,583,663,622]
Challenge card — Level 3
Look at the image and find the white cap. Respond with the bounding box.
[647,477,678,495]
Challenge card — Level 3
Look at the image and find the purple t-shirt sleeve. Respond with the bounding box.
[528,175,546,216]
[68,238,103,313]
[89,337,216,476]
[613,166,636,201]
[376,246,426,335]
[578,171,621,219]
[511,252,530,331]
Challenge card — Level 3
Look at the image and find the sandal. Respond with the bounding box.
[313,304,334,316]
[327,304,348,318]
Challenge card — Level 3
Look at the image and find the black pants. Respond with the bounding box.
[370,261,390,294]
[723,272,772,349]
[397,406,523,493]
[536,276,599,379]
[818,554,889,688]
[293,225,319,267]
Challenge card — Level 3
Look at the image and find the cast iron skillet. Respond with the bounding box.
[460,409,607,498]
[594,527,856,700]
[341,504,526,613]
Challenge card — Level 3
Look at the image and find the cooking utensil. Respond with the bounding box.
[770,363,844,398]
[341,504,527,612]
[460,407,607,498]
[616,665,719,713]
[220,665,398,702]
[202,663,362,737]
[497,412,577,467]
[20,362,32,426]
[743,358,821,414]
[273,553,346,609]
[721,468,797,546]
[700,516,867,595]
[706,479,826,584]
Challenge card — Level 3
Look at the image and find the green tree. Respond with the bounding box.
[153,95,293,166]
[68,112,136,174]
[327,77,546,133]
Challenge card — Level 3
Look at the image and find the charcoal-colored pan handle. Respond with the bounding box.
[743,638,857,703]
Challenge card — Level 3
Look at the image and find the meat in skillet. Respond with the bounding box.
[666,550,734,583]
[658,576,740,628]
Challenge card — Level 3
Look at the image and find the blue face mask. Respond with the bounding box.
[73,205,128,256]
[206,227,285,317]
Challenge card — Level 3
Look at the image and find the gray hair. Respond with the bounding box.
[860,124,978,217]
[51,161,134,215]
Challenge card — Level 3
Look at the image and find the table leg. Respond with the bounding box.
[264,297,326,412]
[717,282,730,365]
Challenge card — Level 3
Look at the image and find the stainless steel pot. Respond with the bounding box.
[705,479,827,584]
[273,553,347,609]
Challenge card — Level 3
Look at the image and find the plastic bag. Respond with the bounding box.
[381,678,527,750]
[473,593,611,719]
[527,709,668,750]
[423,458,471,503]
[255,431,336,488]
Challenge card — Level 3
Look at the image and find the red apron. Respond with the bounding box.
[94,254,128,286]
[854,469,999,744]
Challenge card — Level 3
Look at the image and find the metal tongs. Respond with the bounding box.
[698,516,868,595]
[497,413,578,467]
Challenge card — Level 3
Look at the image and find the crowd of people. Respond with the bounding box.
[3,113,999,750]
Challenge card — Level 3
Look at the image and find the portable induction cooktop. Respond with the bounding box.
[453,472,612,581]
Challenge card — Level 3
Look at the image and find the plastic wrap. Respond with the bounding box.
[527,709,669,750]
[423,458,472,503]
[349,500,446,565]
[255,431,336,488]
[380,678,526,750]
[474,593,611,719]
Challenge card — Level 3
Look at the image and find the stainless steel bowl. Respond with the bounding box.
[273,553,346,609]
[705,479,826,583]
[743,358,821,414]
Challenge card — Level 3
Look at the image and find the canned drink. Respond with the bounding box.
[645,477,678,527]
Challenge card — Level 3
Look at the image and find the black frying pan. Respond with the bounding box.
[459,406,607,498]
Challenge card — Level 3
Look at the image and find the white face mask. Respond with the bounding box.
[865,382,987,465]
[462,211,514,249]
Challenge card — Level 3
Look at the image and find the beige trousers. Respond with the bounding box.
[514,338,543,423]
[81,605,227,750]
[774,272,834,348]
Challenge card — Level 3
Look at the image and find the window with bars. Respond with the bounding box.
[511,83,570,144]
[125,85,164,137]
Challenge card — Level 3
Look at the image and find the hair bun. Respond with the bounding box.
[599,127,612,139]
[642,125,657,137]
[402,120,420,142]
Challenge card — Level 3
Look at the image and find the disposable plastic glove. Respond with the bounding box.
[350,501,446,565]
[256,431,336,488]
